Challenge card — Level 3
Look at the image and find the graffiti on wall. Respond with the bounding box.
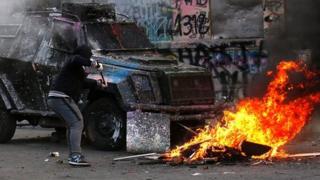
[264,0,285,29]
[173,0,210,41]
[111,0,173,42]
[176,44,268,101]
[111,0,211,43]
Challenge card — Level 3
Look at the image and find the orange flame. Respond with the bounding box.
[168,61,320,160]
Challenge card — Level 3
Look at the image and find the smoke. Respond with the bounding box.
[287,0,320,67]
[0,0,22,23]
[0,0,21,13]
[265,0,320,67]
[0,0,30,23]
[0,0,54,23]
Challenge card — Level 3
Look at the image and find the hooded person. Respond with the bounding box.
[47,45,104,167]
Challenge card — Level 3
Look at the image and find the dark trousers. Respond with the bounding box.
[47,97,83,155]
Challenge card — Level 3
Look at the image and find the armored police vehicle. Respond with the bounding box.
[0,3,215,150]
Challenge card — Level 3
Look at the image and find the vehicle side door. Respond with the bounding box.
[0,15,49,111]
[33,17,86,109]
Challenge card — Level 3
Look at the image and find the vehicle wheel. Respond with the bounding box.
[51,128,66,143]
[0,103,16,143]
[84,97,126,150]
[55,127,66,137]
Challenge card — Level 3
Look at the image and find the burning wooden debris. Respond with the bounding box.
[113,150,320,166]
[240,141,272,157]
[113,141,273,165]
[159,140,272,165]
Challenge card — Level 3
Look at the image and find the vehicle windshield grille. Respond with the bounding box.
[168,74,215,105]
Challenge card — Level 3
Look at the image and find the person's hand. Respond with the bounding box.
[97,79,107,88]
[91,60,98,68]
[96,63,103,71]
[91,60,103,71]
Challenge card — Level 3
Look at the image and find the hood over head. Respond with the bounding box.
[74,45,92,59]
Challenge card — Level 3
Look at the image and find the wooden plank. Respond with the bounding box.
[177,123,197,135]
[113,153,158,161]
[287,152,320,158]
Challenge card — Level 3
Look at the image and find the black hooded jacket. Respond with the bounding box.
[50,45,98,102]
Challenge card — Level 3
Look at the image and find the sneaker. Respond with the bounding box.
[68,153,91,167]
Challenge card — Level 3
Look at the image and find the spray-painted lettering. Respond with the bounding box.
[196,0,208,6]
[110,0,211,42]
[264,0,285,29]
[112,0,173,42]
[175,0,208,7]
[176,44,268,101]
[173,0,210,40]
[174,12,209,36]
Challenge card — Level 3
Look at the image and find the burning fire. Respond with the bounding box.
[167,61,320,161]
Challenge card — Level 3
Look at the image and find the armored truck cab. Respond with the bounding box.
[0,3,215,150]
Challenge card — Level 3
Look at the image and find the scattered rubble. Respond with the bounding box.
[49,152,60,157]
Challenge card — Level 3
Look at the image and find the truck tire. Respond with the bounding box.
[0,103,16,143]
[51,128,66,143]
[84,97,126,150]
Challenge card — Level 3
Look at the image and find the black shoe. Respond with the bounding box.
[68,154,90,167]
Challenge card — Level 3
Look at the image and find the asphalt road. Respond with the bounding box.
[1,125,320,180]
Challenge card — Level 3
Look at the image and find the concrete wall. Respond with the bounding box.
[63,0,211,44]
[62,0,263,46]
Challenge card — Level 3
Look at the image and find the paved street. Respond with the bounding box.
[1,124,320,180]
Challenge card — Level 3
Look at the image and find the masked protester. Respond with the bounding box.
[47,45,105,167]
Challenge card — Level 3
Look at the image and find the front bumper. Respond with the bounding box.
[129,103,228,121]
